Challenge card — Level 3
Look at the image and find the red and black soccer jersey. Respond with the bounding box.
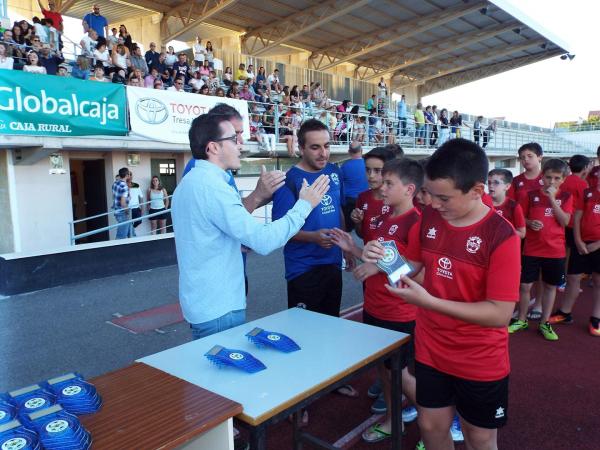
[520,189,573,258]
[356,189,390,243]
[415,207,520,381]
[494,198,526,230]
[561,174,588,227]
[579,188,600,242]
[586,165,600,190]
[364,208,421,322]
[509,173,544,201]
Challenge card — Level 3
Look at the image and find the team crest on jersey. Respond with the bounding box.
[426,227,437,239]
[518,181,524,187]
[362,203,368,210]
[544,207,554,217]
[496,210,504,216]
[388,224,398,235]
[330,173,340,185]
[466,236,482,254]
[377,237,385,243]
[382,205,390,214]
[594,204,600,214]
[533,196,540,202]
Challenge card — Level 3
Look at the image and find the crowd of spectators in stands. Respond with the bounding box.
[0,2,497,152]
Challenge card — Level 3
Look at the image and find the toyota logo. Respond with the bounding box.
[321,194,333,206]
[438,257,452,270]
[135,97,169,124]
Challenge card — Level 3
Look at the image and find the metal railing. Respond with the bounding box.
[69,195,173,244]
[554,123,600,133]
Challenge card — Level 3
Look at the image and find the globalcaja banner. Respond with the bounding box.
[127,86,250,144]
[0,70,127,137]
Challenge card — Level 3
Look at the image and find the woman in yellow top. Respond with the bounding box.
[236,63,247,81]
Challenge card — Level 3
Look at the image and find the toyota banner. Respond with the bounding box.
[127,86,250,144]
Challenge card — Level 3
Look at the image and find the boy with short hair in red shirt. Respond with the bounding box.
[586,145,600,189]
[332,158,423,442]
[364,139,521,450]
[550,171,600,336]
[510,142,544,201]
[488,168,526,239]
[509,159,573,340]
[351,147,395,242]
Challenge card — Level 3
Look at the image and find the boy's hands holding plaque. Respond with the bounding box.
[385,275,435,308]
[375,240,414,285]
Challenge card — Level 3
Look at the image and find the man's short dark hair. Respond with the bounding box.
[488,168,513,184]
[118,167,129,178]
[363,146,395,164]
[569,154,591,173]
[348,142,362,155]
[298,119,329,148]
[542,158,569,177]
[382,158,424,193]
[189,113,231,160]
[384,143,404,158]
[209,103,242,121]
[426,138,488,193]
[518,142,543,157]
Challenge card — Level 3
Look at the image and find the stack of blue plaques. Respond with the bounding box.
[44,373,102,415]
[0,419,41,450]
[246,327,301,353]
[0,400,17,425]
[8,385,56,420]
[205,345,267,373]
[27,405,91,450]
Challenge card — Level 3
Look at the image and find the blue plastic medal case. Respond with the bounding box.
[205,345,267,373]
[246,327,301,353]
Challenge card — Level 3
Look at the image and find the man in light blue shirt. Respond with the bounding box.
[397,94,407,136]
[171,112,330,340]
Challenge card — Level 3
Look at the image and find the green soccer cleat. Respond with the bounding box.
[508,319,528,334]
[415,440,426,450]
[539,322,559,341]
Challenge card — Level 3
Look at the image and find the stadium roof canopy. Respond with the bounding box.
[61,0,571,96]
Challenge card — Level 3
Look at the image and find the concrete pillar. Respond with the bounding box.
[110,14,161,52]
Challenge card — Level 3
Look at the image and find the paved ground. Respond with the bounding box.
[0,248,363,392]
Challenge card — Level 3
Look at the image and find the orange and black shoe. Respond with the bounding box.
[549,310,573,324]
[589,317,600,337]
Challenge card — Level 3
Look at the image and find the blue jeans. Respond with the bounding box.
[190,309,246,340]
[114,211,130,239]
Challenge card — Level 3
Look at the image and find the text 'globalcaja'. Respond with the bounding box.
[0,87,120,126]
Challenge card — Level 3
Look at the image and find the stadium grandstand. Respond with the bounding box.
[1,1,599,449]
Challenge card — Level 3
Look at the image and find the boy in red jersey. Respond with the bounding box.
[509,159,573,340]
[488,169,526,239]
[364,139,521,450]
[586,145,600,189]
[510,142,544,201]
[332,158,423,442]
[550,177,600,336]
[351,147,395,242]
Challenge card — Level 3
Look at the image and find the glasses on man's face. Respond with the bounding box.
[176,81,183,85]
[213,135,238,145]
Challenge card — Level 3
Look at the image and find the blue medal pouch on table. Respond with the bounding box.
[205,345,267,373]
[43,373,102,415]
[26,404,91,450]
[0,419,42,450]
[376,240,414,285]
[8,385,57,422]
[245,327,301,353]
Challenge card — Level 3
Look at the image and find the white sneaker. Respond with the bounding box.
[450,415,464,442]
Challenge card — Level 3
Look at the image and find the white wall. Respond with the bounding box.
[12,151,73,253]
